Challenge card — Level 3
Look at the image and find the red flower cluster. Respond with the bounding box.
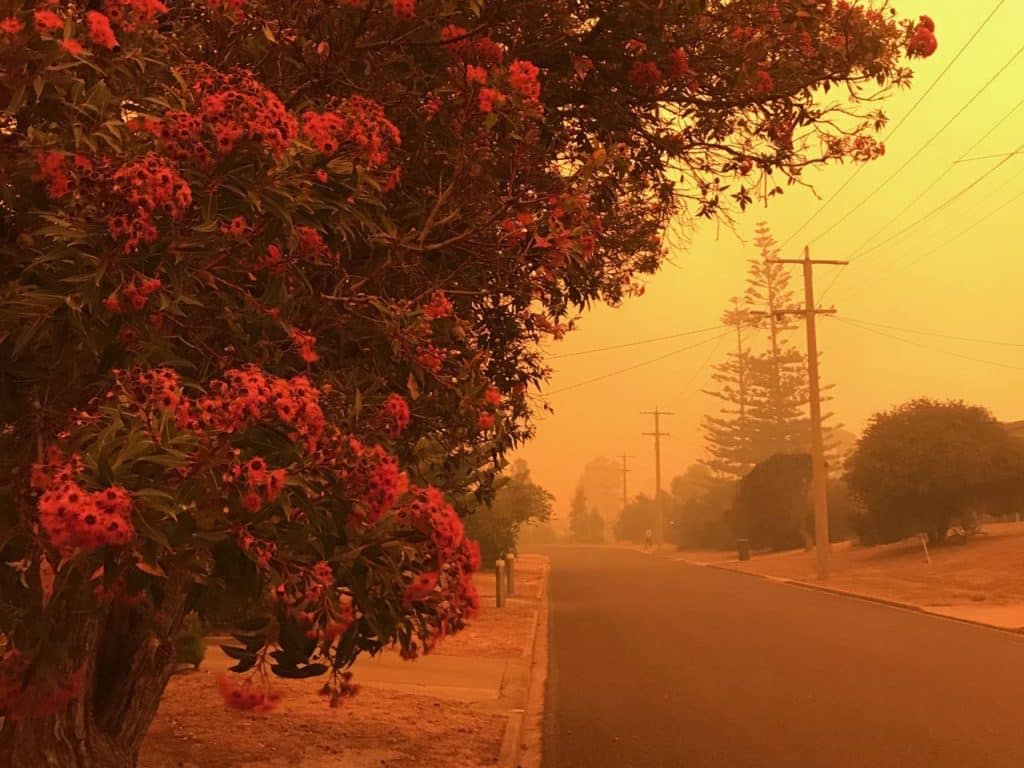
[165,367,326,452]
[392,0,415,19]
[477,412,495,430]
[238,456,286,512]
[34,152,70,199]
[397,485,465,560]
[424,290,453,320]
[907,15,937,58]
[1,17,25,35]
[217,676,280,711]
[86,10,118,49]
[235,527,278,567]
[36,481,134,555]
[666,47,694,80]
[104,275,161,314]
[402,571,438,607]
[103,0,167,31]
[379,394,411,438]
[301,97,401,168]
[290,327,319,364]
[508,60,541,102]
[34,9,62,33]
[274,566,357,644]
[295,225,333,263]
[106,154,192,252]
[337,438,409,525]
[0,650,80,720]
[629,60,662,91]
[754,69,773,94]
[415,344,445,374]
[160,69,300,159]
[441,25,505,65]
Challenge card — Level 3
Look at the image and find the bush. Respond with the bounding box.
[673,480,737,550]
[732,453,812,551]
[464,460,553,566]
[845,399,1024,544]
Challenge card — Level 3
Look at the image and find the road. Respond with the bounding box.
[542,546,1024,768]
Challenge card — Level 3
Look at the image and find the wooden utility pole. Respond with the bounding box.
[755,246,847,580]
[641,409,673,549]
[620,454,633,517]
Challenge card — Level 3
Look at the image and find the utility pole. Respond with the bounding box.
[753,246,847,580]
[620,454,633,517]
[641,409,673,549]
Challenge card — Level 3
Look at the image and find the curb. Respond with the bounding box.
[497,557,550,768]
[698,561,1024,637]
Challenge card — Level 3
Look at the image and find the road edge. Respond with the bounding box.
[692,560,1024,637]
[497,556,550,768]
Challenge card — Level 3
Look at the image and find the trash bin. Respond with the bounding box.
[736,538,751,561]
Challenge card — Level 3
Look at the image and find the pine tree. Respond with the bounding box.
[702,222,841,480]
[702,298,757,478]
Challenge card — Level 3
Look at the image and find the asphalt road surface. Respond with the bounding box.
[542,546,1024,768]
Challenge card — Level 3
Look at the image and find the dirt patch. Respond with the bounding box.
[140,554,549,768]
[140,668,505,768]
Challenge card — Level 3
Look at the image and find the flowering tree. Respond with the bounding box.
[0,0,934,764]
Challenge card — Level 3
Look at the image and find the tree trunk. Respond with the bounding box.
[0,568,191,768]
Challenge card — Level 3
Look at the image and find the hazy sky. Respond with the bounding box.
[516,0,1024,516]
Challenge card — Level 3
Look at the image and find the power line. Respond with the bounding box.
[837,180,1024,301]
[829,316,1024,371]
[838,317,1024,348]
[808,42,1024,249]
[547,324,725,359]
[956,149,1024,163]
[544,331,731,396]
[829,93,1024,272]
[779,0,1009,251]
[817,139,1024,301]
[838,140,1024,264]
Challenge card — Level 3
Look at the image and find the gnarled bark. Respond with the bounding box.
[0,568,191,768]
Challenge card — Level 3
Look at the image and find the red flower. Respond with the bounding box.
[86,11,118,50]
[629,60,662,91]
[392,0,415,19]
[379,394,411,438]
[483,387,502,407]
[1,17,25,35]
[509,60,541,102]
[314,169,329,184]
[477,412,495,430]
[34,10,62,33]
[465,64,488,86]
[217,676,280,711]
[907,24,937,58]
[61,39,85,56]
[754,70,773,94]
[424,290,453,320]
[290,328,319,364]
[918,15,935,32]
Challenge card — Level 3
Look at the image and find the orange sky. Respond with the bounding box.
[516,0,1024,517]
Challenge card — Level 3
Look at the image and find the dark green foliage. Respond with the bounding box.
[845,399,1024,545]
[569,487,604,544]
[464,460,554,565]
[732,453,812,551]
